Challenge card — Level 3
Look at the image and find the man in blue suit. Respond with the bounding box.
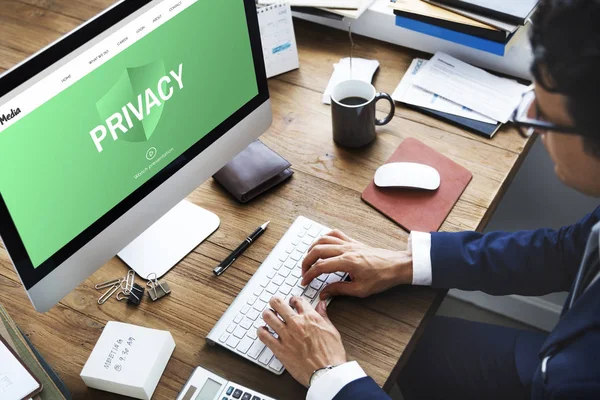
[257,0,600,398]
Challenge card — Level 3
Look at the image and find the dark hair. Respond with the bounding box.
[530,0,600,157]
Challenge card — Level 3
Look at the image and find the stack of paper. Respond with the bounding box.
[393,52,527,137]
[258,0,376,19]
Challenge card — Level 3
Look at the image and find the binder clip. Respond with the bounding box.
[146,273,171,301]
[117,283,145,306]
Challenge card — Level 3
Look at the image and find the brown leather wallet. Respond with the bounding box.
[212,140,293,203]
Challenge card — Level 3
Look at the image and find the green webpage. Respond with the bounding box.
[0,1,259,268]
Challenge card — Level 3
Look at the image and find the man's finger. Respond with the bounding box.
[269,296,296,322]
[326,229,354,242]
[301,244,346,276]
[290,296,310,314]
[257,326,281,351]
[262,308,285,335]
[315,301,331,322]
[307,236,345,255]
[302,256,350,286]
[320,281,358,299]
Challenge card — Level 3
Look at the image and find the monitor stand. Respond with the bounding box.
[117,200,220,279]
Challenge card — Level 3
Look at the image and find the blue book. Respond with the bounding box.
[395,15,507,56]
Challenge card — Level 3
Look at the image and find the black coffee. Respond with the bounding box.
[340,96,368,106]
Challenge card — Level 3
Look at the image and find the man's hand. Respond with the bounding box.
[302,229,413,300]
[257,296,347,387]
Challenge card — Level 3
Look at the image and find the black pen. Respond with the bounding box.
[213,221,270,276]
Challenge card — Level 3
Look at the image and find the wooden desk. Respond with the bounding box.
[0,1,532,399]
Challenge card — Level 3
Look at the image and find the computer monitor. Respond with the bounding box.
[0,0,271,312]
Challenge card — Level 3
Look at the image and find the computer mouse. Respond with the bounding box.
[374,162,441,190]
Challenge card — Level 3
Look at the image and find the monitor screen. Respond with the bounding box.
[0,0,267,288]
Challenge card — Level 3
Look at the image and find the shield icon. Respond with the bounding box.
[96,60,166,143]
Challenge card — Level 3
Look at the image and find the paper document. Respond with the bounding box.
[412,52,527,123]
[393,58,496,124]
[0,341,40,400]
[322,58,380,104]
[319,0,376,19]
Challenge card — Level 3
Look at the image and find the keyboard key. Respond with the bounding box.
[279,253,289,263]
[297,280,307,289]
[253,317,264,329]
[290,250,303,261]
[303,220,312,229]
[241,305,250,314]
[247,328,258,340]
[242,393,252,400]
[251,396,261,400]
[253,286,263,297]
[304,287,318,299]
[266,269,276,279]
[248,340,265,359]
[227,386,234,395]
[233,326,247,339]
[237,336,254,354]
[308,226,321,237]
[297,243,309,253]
[298,229,307,238]
[286,275,298,286]
[316,274,327,282]
[234,314,243,323]
[302,236,313,246]
[266,283,279,295]
[259,291,272,304]
[240,317,253,330]
[247,308,260,320]
[258,347,274,365]
[326,274,344,284]
[272,275,285,286]
[291,267,302,278]
[219,333,230,343]
[292,237,300,246]
[253,300,267,312]
[335,271,345,277]
[291,287,303,297]
[226,336,240,348]
[269,357,284,373]
[279,284,293,295]
[246,296,257,306]
[278,268,291,278]
[259,278,269,287]
[284,258,296,269]
[285,245,294,254]
[227,323,236,333]
[233,389,243,399]
[309,280,323,291]
[273,262,283,271]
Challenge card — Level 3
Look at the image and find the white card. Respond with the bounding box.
[0,341,40,400]
[258,4,300,79]
[323,57,380,104]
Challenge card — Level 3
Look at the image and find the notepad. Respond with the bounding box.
[257,3,300,79]
[0,337,42,400]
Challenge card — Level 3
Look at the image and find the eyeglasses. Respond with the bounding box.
[512,85,585,138]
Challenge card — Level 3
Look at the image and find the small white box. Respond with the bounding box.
[81,321,176,399]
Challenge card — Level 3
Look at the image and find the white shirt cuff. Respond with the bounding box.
[409,231,432,286]
[306,361,367,400]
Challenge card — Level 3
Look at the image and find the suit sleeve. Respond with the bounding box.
[430,206,600,296]
[332,377,392,400]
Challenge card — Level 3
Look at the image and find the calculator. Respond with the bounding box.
[177,366,276,400]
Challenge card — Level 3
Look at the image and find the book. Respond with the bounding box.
[362,138,473,233]
[409,105,502,138]
[389,0,508,43]
[0,305,70,400]
[432,0,539,25]
[394,15,511,55]
[425,0,519,33]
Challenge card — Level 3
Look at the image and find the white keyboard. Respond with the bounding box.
[206,216,348,375]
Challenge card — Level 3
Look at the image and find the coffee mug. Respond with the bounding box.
[331,80,395,148]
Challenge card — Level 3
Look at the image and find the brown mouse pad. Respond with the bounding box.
[362,138,473,233]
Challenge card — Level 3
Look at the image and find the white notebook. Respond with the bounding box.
[258,0,361,9]
[257,3,300,78]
